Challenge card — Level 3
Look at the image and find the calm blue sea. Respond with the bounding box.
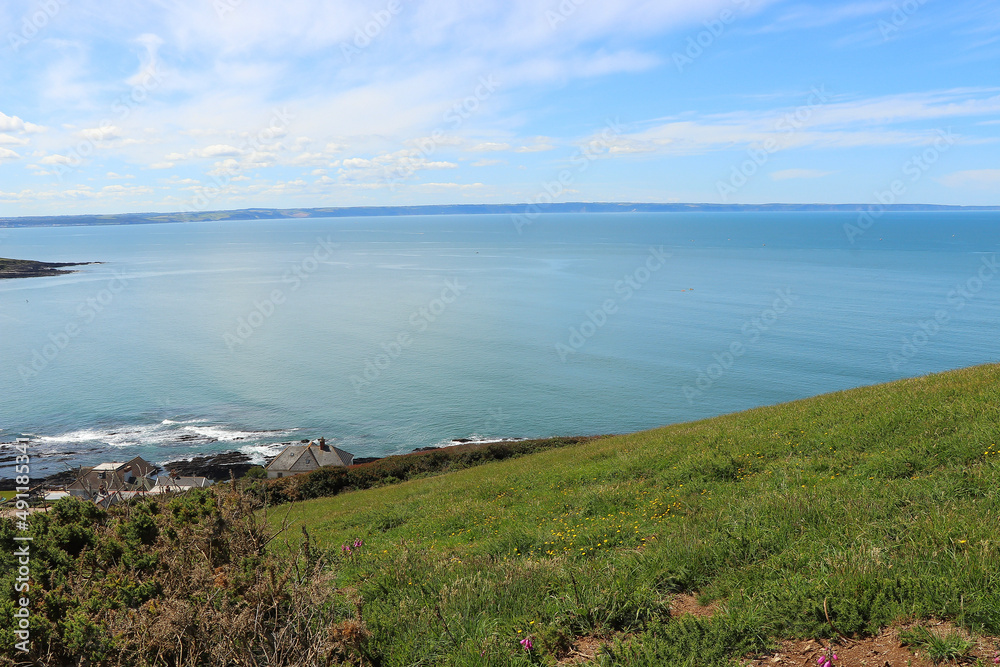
[2,212,998,476]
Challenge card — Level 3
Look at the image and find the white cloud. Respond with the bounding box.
[0,112,44,134]
[469,142,511,152]
[106,171,135,179]
[938,169,1000,189]
[39,154,75,165]
[611,88,1000,156]
[0,133,30,146]
[208,158,241,176]
[126,33,165,87]
[755,1,895,32]
[337,150,459,184]
[290,152,329,166]
[516,138,556,153]
[196,144,242,158]
[149,162,175,169]
[0,147,21,160]
[79,125,124,141]
[472,158,505,167]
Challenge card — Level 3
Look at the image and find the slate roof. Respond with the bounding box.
[67,456,157,495]
[154,476,213,490]
[265,443,354,473]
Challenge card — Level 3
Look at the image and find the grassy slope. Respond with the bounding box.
[271,364,1000,665]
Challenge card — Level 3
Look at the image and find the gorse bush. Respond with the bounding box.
[0,487,375,667]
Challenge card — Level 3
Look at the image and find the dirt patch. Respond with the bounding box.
[745,621,1000,667]
[670,592,720,618]
[556,636,605,665]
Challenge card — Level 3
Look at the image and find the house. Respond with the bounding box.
[265,438,354,479]
[151,475,213,494]
[66,456,157,504]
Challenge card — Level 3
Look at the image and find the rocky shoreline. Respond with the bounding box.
[1,438,531,492]
[0,257,102,279]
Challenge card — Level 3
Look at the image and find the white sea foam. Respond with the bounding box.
[181,425,294,442]
[30,422,296,451]
[238,442,291,464]
[431,434,526,448]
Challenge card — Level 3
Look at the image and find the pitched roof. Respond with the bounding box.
[265,443,354,472]
[154,476,212,488]
[67,456,157,494]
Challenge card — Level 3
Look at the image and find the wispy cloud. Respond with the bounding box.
[938,169,1000,190]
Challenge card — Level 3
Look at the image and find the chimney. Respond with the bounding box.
[319,437,328,451]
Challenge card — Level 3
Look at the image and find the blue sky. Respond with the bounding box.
[1,0,998,216]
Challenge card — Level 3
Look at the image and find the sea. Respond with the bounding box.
[1,211,998,478]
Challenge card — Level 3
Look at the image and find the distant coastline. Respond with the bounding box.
[0,257,102,279]
[2,202,999,228]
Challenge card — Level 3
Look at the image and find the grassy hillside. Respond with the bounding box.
[3,365,998,665]
[270,364,1000,664]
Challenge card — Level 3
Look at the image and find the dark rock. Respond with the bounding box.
[163,451,265,481]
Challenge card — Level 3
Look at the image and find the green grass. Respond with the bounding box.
[899,626,977,664]
[266,364,1000,665]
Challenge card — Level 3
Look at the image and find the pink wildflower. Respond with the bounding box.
[520,637,533,651]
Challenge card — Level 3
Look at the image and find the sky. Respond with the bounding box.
[0,0,998,216]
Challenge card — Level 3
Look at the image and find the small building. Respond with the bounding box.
[66,456,157,504]
[265,438,354,479]
[151,476,213,494]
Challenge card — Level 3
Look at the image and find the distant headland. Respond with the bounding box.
[1,202,999,228]
[0,257,102,279]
